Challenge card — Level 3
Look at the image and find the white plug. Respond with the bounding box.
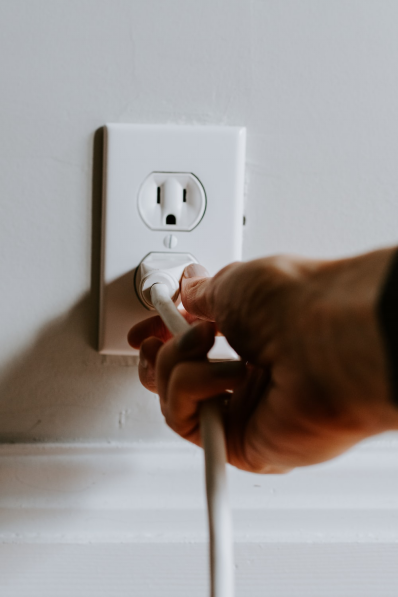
[135,252,197,309]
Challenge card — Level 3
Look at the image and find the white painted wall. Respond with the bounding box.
[1,0,398,442]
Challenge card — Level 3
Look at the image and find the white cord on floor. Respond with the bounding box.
[150,283,234,597]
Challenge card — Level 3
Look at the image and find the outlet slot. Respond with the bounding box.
[138,172,206,231]
[166,214,176,225]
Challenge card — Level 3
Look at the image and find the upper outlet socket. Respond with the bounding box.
[138,172,206,231]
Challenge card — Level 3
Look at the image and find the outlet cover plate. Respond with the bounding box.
[99,124,246,357]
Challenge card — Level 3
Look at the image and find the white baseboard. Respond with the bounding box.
[0,439,398,595]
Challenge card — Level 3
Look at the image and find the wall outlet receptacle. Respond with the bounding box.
[99,124,246,358]
[138,172,206,231]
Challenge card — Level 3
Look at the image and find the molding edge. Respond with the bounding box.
[0,439,398,544]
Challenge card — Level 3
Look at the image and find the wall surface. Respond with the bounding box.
[1,0,398,441]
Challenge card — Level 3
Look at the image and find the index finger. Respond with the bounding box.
[128,309,198,349]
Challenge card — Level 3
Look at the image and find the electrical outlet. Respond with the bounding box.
[138,172,206,231]
[99,124,246,358]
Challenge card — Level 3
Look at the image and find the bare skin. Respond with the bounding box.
[128,247,398,474]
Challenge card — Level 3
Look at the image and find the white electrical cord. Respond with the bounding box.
[150,282,234,597]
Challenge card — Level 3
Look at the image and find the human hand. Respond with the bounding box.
[128,248,398,473]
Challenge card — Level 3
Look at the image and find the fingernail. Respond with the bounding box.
[139,355,148,369]
[177,324,204,352]
[183,264,209,279]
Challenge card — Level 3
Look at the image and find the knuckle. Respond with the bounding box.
[168,362,193,394]
[155,338,177,374]
[263,254,306,283]
[164,409,185,436]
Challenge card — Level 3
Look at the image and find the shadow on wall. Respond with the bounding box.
[0,129,163,442]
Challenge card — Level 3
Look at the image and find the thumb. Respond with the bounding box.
[181,264,215,321]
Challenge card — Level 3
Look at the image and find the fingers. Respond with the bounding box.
[128,315,170,348]
[135,319,215,394]
[155,321,216,408]
[128,309,197,349]
[181,261,243,325]
[165,360,246,444]
[180,264,215,320]
[138,337,164,393]
[129,260,239,349]
[238,391,316,473]
[154,319,246,444]
[226,366,270,455]
[234,383,362,474]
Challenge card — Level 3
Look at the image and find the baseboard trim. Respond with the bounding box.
[1,440,398,595]
[0,438,398,544]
